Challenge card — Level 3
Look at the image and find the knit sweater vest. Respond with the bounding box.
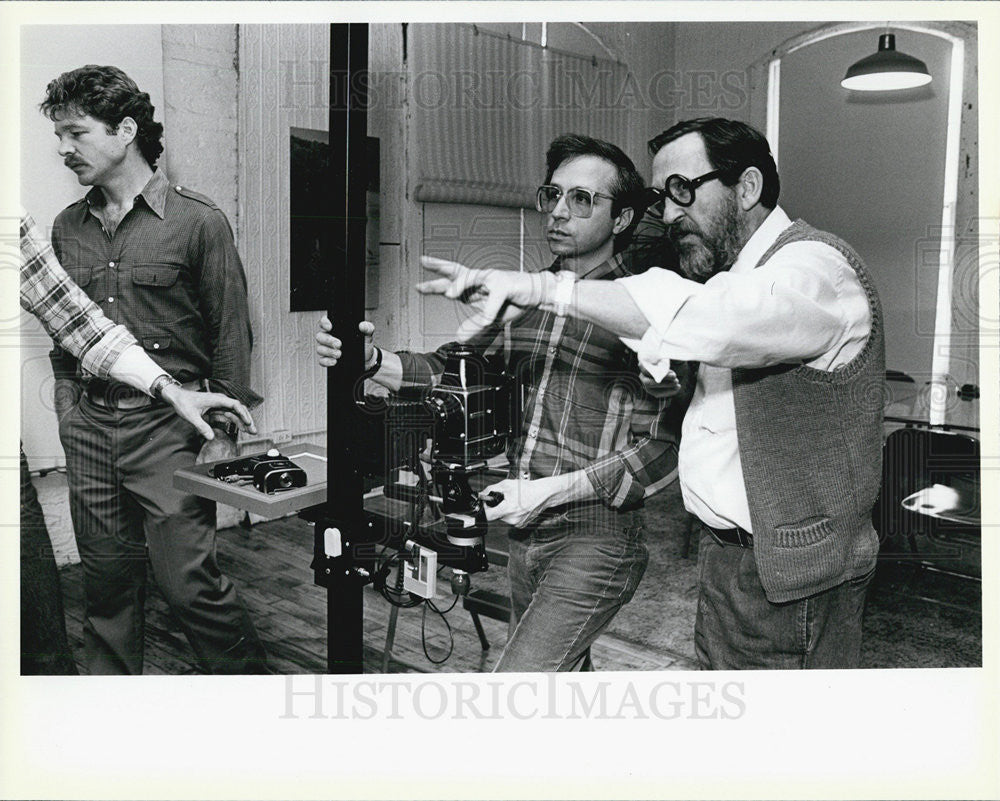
[731,220,885,603]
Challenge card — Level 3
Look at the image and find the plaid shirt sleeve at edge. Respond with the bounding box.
[20,212,137,378]
[396,326,505,389]
[583,385,680,510]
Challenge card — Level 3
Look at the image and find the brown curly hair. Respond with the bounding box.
[40,65,164,167]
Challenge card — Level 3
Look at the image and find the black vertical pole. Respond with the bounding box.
[316,22,368,674]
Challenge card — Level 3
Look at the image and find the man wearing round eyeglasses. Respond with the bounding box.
[416,118,884,670]
[317,134,684,672]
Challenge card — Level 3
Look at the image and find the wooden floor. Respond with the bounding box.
[58,513,694,675]
[51,477,982,675]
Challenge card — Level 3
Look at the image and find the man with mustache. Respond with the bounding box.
[317,134,682,671]
[417,118,884,670]
[40,65,267,674]
[20,210,258,674]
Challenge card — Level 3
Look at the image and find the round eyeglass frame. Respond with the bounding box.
[645,169,727,213]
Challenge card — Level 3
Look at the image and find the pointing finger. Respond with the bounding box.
[421,255,466,278]
[415,278,455,296]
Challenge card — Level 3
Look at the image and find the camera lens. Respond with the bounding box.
[278,472,293,488]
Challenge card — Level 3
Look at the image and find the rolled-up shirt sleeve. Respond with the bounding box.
[583,386,679,509]
[397,325,505,389]
[616,268,697,381]
[616,243,866,378]
[20,212,137,378]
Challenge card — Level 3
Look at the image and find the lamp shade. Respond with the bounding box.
[841,33,932,91]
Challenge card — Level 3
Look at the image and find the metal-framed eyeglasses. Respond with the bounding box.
[644,169,726,216]
[536,185,614,219]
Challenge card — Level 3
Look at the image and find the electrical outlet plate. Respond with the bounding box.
[402,541,437,599]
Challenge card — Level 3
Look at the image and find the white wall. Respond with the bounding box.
[672,21,819,124]
[161,26,240,226]
[674,21,979,429]
[237,24,407,455]
[19,25,165,470]
[778,29,950,383]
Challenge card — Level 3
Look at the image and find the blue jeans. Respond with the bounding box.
[494,506,648,672]
[694,528,874,669]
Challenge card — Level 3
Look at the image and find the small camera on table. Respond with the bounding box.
[210,448,307,494]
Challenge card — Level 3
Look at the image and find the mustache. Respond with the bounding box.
[664,222,701,244]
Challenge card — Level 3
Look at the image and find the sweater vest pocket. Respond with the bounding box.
[773,517,833,549]
[761,517,849,601]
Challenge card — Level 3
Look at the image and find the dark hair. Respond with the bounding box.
[648,118,780,208]
[40,65,164,168]
[544,133,644,250]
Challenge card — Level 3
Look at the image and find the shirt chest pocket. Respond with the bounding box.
[132,264,181,288]
[141,334,173,353]
[128,263,185,323]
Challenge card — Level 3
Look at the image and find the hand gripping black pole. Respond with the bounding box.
[315,22,369,674]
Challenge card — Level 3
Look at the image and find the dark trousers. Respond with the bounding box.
[20,445,78,675]
[58,396,266,674]
[495,508,648,672]
[694,528,874,669]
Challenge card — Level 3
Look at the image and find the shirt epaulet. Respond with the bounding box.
[63,196,90,214]
[172,185,220,211]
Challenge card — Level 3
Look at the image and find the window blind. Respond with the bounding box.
[410,24,631,208]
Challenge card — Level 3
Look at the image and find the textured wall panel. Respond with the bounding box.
[238,24,405,452]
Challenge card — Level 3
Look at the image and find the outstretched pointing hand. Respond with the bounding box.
[416,256,546,340]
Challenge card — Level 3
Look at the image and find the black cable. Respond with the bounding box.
[373,551,422,608]
[433,562,460,613]
[421,599,455,664]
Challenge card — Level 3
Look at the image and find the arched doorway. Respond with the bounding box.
[749,22,977,428]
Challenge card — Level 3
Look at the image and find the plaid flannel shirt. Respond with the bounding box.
[20,211,136,378]
[398,254,679,511]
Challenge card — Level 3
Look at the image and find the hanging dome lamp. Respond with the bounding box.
[841,32,932,91]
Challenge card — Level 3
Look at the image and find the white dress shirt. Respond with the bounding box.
[617,207,872,531]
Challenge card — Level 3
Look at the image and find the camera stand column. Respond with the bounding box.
[313,21,370,674]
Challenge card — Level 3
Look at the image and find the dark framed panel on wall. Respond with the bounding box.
[289,128,380,312]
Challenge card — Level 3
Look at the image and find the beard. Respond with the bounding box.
[667,195,747,282]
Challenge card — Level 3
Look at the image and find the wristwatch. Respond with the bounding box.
[361,345,383,378]
[149,373,181,400]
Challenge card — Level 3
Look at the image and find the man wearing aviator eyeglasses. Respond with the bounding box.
[416,118,884,670]
[317,134,685,671]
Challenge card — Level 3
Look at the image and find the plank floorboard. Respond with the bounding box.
[51,479,981,674]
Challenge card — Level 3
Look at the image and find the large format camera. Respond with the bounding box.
[382,344,514,547]
[425,344,514,464]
